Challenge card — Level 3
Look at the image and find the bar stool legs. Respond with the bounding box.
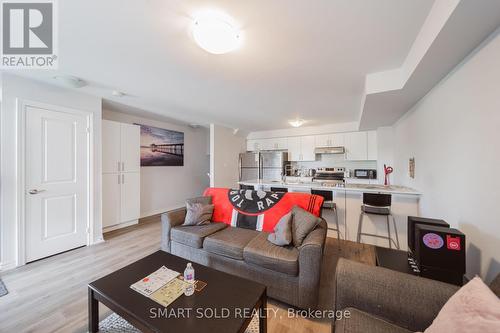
[392,215,400,249]
[356,212,364,243]
[333,206,340,240]
[357,211,400,250]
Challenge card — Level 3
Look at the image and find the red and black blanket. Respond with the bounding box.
[203,188,324,232]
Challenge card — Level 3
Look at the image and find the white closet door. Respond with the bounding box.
[120,123,141,172]
[120,172,141,222]
[102,120,121,173]
[102,173,121,227]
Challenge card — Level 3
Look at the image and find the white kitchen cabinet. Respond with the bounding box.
[287,137,301,161]
[345,131,368,160]
[120,172,141,222]
[269,137,288,150]
[103,120,141,172]
[367,130,378,160]
[315,133,345,147]
[102,173,121,227]
[246,139,261,151]
[120,123,141,172]
[102,120,141,230]
[102,120,122,173]
[247,138,287,151]
[288,136,316,161]
[301,135,316,161]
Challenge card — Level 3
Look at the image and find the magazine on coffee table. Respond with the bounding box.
[130,266,179,296]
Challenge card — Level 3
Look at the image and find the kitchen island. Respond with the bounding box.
[238,179,421,249]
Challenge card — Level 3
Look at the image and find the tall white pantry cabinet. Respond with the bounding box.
[102,120,141,231]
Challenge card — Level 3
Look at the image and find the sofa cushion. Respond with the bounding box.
[203,227,259,260]
[291,206,321,247]
[267,212,293,246]
[183,202,214,226]
[171,223,227,248]
[186,196,212,205]
[244,232,299,276]
[335,308,411,333]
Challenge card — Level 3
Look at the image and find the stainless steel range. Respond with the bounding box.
[313,167,346,187]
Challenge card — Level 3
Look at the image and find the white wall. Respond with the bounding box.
[103,110,210,217]
[0,74,102,270]
[392,29,500,283]
[210,124,246,188]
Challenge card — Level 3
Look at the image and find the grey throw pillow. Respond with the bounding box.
[183,202,214,226]
[186,196,212,205]
[291,206,321,247]
[267,212,292,246]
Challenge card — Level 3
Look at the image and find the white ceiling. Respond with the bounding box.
[6,0,435,131]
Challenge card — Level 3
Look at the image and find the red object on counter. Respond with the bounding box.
[384,164,394,186]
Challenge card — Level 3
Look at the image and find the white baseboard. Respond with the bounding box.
[103,219,139,233]
[140,205,183,219]
[0,260,17,272]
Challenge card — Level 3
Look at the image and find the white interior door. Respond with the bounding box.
[120,172,140,222]
[102,173,121,227]
[25,104,89,262]
[120,123,140,172]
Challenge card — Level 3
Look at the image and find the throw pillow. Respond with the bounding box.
[422,276,500,333]
[186,196,212,205]
[291,206,321,247]
[183,203,214,226]
[267,212,292,246]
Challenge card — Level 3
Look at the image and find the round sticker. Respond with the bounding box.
[422,233,444,249]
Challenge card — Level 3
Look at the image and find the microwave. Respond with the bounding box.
[354,169,377,179]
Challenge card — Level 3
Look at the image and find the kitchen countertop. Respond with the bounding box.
[238,179,421,196]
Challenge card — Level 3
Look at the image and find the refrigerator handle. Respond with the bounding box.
[238,155,242,181]
[260,153,264,180]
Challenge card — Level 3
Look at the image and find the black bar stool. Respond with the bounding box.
[239,184,255,190]
[311,189,340,239]
[270,187,288,193]
[356,193,400,249]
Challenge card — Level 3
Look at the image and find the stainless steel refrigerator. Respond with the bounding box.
[239,151,288,182]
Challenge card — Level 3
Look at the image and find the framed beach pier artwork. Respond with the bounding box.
[136,124,184,166]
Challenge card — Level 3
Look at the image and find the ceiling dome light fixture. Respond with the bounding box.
[192,10,242,54]
[289,119,306,128]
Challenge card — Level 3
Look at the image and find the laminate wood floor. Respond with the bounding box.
[0,217,375,333]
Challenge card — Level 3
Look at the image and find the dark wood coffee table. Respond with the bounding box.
[88,251,267,333]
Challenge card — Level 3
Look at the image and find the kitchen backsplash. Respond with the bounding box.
[292,153,377,171]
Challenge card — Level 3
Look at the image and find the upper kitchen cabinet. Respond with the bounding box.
[315,133,345,147]
[345,131,368,161]
[288,135,315,161]
[246,138,287,151]
[344,131,377,161]
[260,137,288,150]
[367,130,378,160]
[246,139,260,151]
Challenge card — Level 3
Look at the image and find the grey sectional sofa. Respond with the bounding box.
[160,207,327,309]
[333,258,500,332]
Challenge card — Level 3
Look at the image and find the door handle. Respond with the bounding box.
[28,189,45,195]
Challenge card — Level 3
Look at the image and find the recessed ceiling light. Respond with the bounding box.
[289,119,306,127]
[53,75,87,88]
[192,10,242,54]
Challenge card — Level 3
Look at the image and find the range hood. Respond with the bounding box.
[315,146,345,154]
